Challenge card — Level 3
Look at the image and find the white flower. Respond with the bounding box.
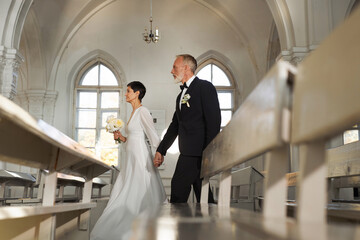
[181,94,191,107]
[105,115,124,133]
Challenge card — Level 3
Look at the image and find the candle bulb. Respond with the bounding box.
[155,27,159,36]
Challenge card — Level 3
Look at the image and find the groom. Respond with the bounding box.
[154,54,221,203]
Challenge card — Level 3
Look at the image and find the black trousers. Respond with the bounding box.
[170,154,215,203]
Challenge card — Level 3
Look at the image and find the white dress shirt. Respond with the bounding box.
[179,75,195,110]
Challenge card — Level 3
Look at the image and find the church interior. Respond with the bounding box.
[1,0,360,239]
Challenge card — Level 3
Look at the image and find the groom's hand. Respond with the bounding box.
[153,152,164,167]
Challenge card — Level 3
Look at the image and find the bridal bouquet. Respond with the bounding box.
[105,115,125,143]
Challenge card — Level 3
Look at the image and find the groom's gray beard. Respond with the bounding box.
[173,74,182,84]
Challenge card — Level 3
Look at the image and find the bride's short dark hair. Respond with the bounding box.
[127,81,146,101]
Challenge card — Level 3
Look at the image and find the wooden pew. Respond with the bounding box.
[0,170,36,205]
[326,140,360,221]
[201,59,295,221]
[210,166,264,211]
[0,94,112,239]
[56,173,108,202]
[290,6,360,225]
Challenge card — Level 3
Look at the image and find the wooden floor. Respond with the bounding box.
[131,203,360,240]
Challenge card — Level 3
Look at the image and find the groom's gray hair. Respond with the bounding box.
[177,54,197,73]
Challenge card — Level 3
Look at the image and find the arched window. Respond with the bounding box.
[74,60,121,166]
[196,59,236,127]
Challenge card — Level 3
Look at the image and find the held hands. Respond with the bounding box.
[153,152,164,168]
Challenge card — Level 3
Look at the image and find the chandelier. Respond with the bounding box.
[143,0,160,43]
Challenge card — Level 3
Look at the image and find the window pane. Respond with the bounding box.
[77,109,96,128]
[101,92,119,108]
[102,112,118,127]
[81,65,99,86]
[221,110,232,127]
[218,92,232,109]
[212,65,230,86]
[77,129,96,147]
[78,92,97,108]
[100,129,118,147]
[344,130,359,144]
[101,149,118,166]
[100,64,118,86]
[197,64,211,82]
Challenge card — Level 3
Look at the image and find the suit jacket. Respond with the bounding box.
[157,77,221,157]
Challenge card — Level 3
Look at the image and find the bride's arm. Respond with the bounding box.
[139,108,161,148]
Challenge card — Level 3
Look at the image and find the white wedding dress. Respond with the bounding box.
[90,106,167,240]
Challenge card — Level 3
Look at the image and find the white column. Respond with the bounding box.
[267,0,351,65]
[15,90,58,123]
[0,0,33,99]
[26,90,46,119]
[0,47,23,99]
[43,91,58,124]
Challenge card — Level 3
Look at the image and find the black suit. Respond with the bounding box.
[157,77,221,203]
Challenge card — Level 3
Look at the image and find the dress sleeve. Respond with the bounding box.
[139,107,161,149]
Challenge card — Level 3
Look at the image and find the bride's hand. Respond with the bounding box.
[114,131,122,140]
[153,152,164,167]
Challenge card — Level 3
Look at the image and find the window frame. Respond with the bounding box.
[195,58,237,128]
[73,59,122,166]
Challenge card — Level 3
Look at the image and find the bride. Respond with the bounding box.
[90,81,167,240]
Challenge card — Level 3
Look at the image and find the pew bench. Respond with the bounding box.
[56,173,108,201]
[209,166,264,211]
[0,169,36,205]
[0,93,112,239]
[328,140,360,203]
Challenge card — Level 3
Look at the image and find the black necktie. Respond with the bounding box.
[180,83,188,90]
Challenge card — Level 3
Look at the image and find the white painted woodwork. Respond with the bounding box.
[82,179,93,203]
[42,171,58,206]
[58,185,64,200]
[0,182,5,198]
[37,174,45,200]
[217,170,231,207]
[296,141,327,223]
[79,179,93,231]
[263,146,289,219]
[200,177,209,204]
[0,203,96,220]
[327,140,360,178]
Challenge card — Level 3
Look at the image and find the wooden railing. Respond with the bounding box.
[0,94,112,239]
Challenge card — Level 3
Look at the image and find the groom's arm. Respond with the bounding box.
[201,82,221,147]
[156,111,179,156]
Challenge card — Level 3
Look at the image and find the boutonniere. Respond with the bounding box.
[181,94,191,107]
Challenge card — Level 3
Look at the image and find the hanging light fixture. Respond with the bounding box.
[143,0,160,43]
